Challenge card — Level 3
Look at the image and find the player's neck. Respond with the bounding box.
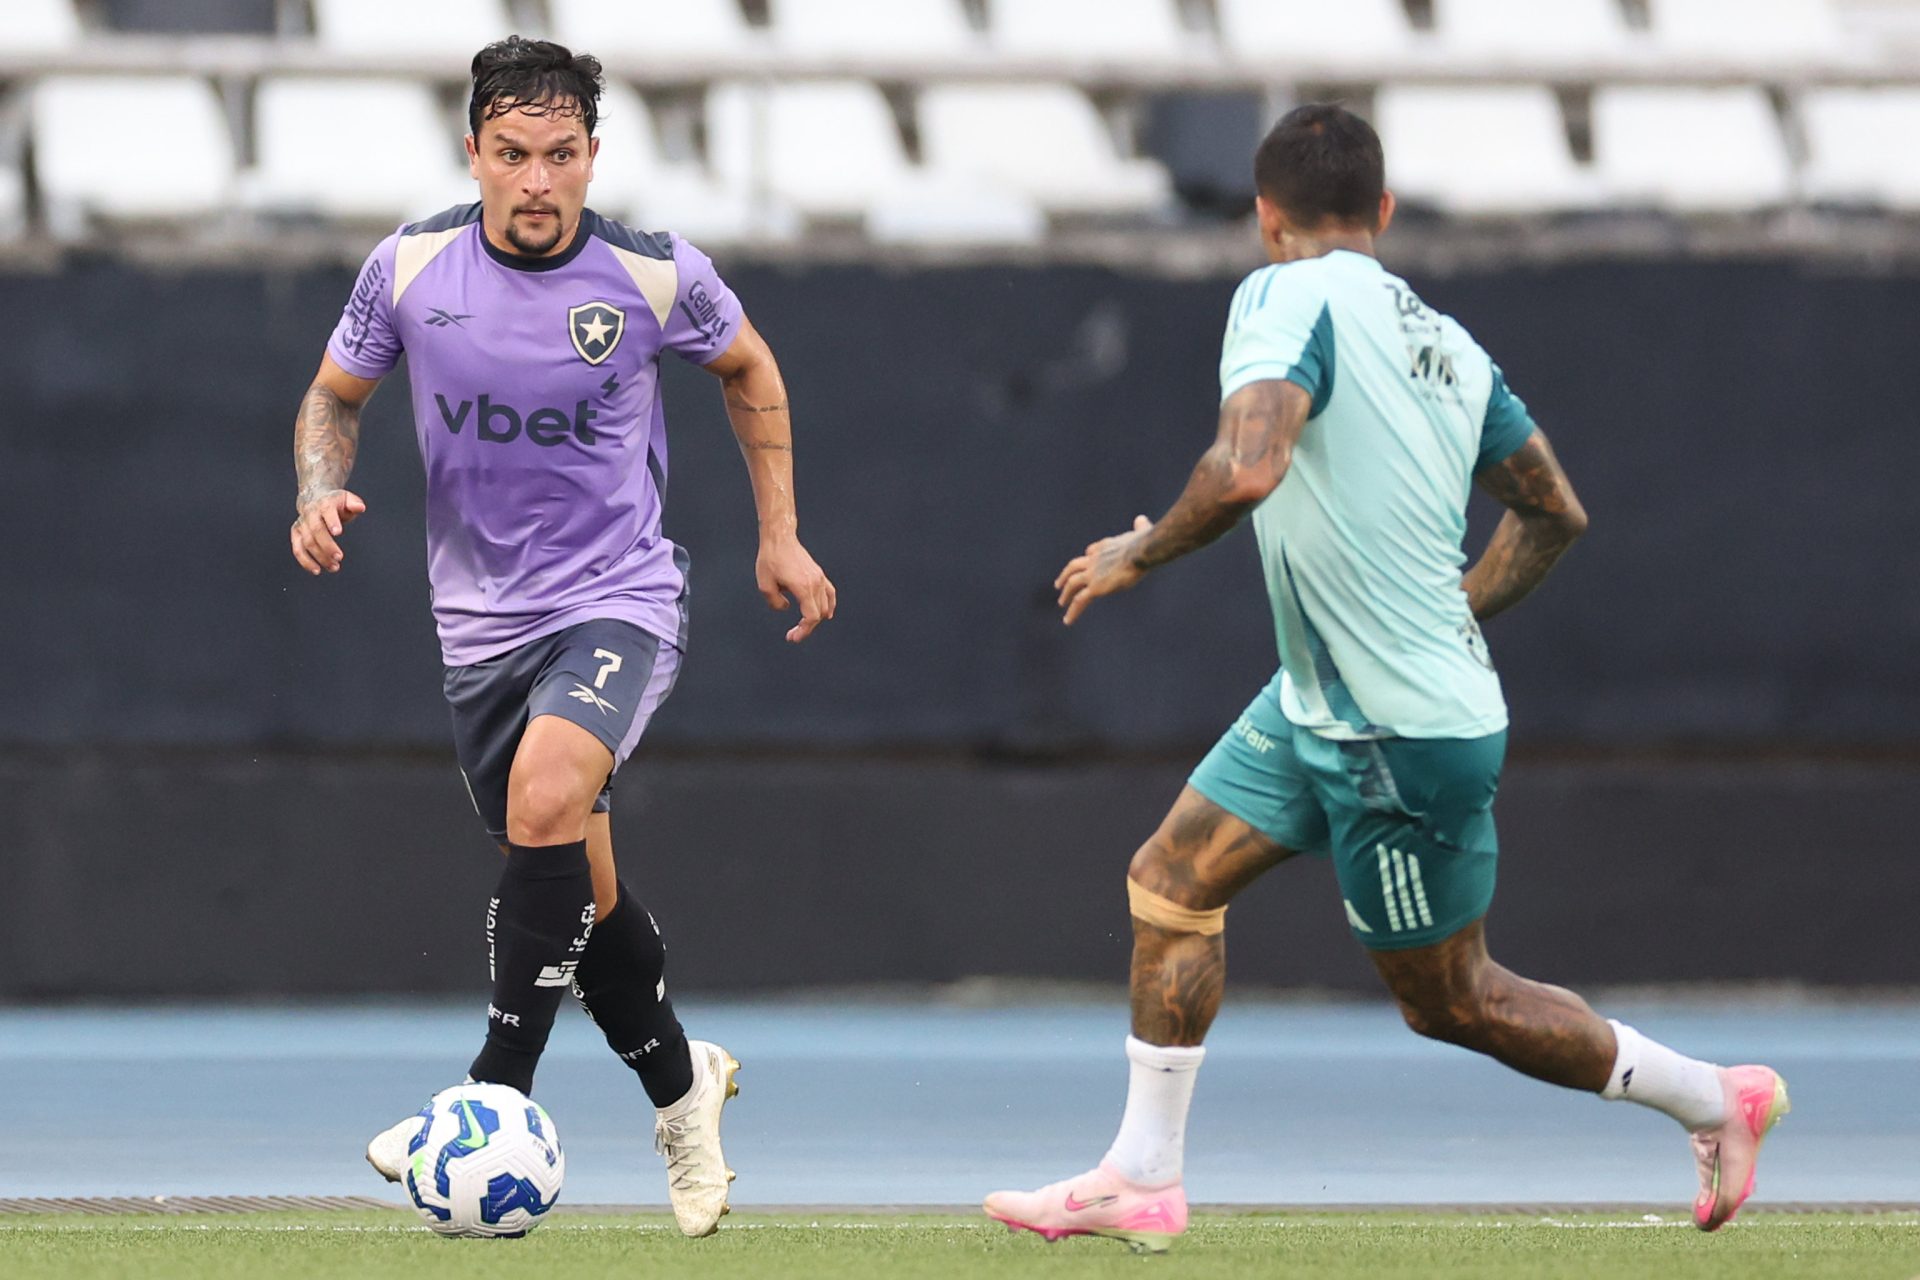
[1268,229,1376,265]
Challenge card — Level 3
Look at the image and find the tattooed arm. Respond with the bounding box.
[1462,429,1588,621]
[700,316,837,643]
[1055,378,1310,625]
[289,356,381,576]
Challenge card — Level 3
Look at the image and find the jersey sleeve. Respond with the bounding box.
[1476,363,1539,471]
[660,237,745,365]
[1219,264,1335,414]
[325,234,403,380]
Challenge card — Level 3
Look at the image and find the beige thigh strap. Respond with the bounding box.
[1127,876,1227,936]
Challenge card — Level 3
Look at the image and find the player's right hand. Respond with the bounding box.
[291,489,368,575]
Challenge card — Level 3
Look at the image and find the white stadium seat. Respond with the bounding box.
[1431,0,1634,63]
[33,76,235,230]
[548,0,762,63]
[1799,88,1920,210]
[769,0,981,58]
[310,0,512,58]
[1644,0,1847,65]
[1,0,80,53]
[706,78,1042,243]
[1375,87,1593,215]
[586,80,777,244]
[1591,87,1794,212]
[987,0,1191,62]
[1217,0,1414,66]
[918,83,1172,218]
[708,79,917,222]
[246,78,472,222]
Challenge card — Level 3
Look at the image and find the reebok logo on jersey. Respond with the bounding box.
[435,393,601,447]
[425,307,474,327]
[566,682,618,715]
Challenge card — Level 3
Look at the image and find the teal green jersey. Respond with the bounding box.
[1219,249,1537,740]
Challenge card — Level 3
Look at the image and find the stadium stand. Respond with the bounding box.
[32,75,234,232]
[1799,86,1920,207]
[918,82,1173,218]
[586,78,761,241]
[0,0,80,53]
[708,78,916,222]
[548,0,765,63]
[1430,0,1636,64]
[246,77,471,222]
[1216,0,1419,67]
[1374,85,1594,215]
[0,0,1917,247]
[768,0,983,59]
[987,0,1195,63]
[310,0,515,59]
[1645,0,1851,64]
[1591,86,1797,211]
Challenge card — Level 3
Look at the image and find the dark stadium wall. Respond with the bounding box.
[0,752,1911,996]
[1,254,1913,752]
[0,254,1914,996]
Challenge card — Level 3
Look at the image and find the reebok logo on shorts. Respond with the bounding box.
[566,682,619,715]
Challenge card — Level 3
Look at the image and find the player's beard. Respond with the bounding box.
[505,213,565,257]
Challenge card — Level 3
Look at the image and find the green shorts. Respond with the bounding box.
[1188,676,1505,951]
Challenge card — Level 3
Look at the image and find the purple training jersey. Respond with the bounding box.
[325,204,743,666]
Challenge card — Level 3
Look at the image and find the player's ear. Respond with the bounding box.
[465,134,480,178]
[586,133,599,180]
[1376,189,1396,236]
[1254,193,1284,250]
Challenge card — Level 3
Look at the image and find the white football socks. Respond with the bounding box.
[1602,1020,1727,1131]
[1103,1035,1205,1187]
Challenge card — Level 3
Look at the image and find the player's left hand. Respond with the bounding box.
[756,535,837,643]
[1056,515,1153,625]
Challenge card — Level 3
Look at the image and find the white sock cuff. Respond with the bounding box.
[1125,1035,1205,1073]
[1602,1020,1640,1100]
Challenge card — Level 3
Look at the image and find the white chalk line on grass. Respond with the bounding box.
[0,1218,1914,1235]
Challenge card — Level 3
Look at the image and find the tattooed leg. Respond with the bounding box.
[1126,788,1294,1047]
[1370,920,1616,1091]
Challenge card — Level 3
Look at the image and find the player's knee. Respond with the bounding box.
[505,771,591,846]
[1127,840,1229,936]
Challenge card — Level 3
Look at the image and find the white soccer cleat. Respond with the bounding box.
[365,1112,425,1184]
[653,1040,741,1237]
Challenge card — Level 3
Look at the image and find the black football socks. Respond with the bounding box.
[572,879,695,1107]
[468,839,596,1094]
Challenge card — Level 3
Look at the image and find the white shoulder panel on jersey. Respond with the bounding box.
[392,226,469,308]
[605,243,678,330]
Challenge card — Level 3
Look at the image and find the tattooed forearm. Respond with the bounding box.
[720,365,800,531]
[1129,379,1309,571]
[294,383,361,510]
[1463,432,1587,620]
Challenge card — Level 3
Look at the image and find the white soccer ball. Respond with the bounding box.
[402,1083,565,1238]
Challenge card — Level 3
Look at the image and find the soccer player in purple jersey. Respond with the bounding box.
[288,38,834,1235]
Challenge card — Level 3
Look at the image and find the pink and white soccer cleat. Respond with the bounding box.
[1691,1064,1791,1231]
[983,1161,1188,1254]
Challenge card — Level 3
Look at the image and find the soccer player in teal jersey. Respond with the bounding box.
[985,105,1788,1253]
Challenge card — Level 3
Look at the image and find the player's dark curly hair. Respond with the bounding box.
[1253,103,1385,228]
[468,36,604,138]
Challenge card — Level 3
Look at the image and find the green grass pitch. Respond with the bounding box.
[4,1210,1917,1280]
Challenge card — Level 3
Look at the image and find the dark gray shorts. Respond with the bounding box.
[443,619,682,841]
